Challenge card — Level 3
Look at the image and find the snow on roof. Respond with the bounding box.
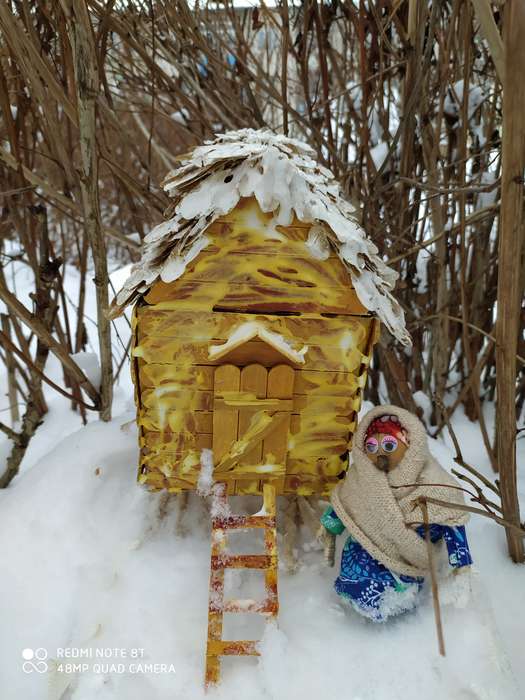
[110,128,410,345]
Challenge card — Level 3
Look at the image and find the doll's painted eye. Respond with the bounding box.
[381,436,398,452]
[365,438,379,453]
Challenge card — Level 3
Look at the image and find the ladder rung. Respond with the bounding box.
[220,598,278,614]
[211,554,276,570]
[207,640,260,657]
[212,515,276,530]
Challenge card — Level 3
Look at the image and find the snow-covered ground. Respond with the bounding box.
[0,260,523,700]
[0,399,523,700]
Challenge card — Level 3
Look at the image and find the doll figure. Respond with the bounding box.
[321,404,472,622]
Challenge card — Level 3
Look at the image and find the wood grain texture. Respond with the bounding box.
[212,365,240,496]
[131,198,378,495]
[471,0,505,83]
[144,279,365,315]
[236,364,268,492]
[138,361,363,395]
[136,308,372,343]
[143,198,367,314]
[239,365,268,463]
[134,336,370,373]
[139,411,353,436]
[495,0,525,562]
[263,365,295,492]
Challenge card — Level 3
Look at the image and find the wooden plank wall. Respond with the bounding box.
[132,198,378,495]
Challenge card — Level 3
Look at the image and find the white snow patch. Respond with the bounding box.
[0,406,522,700]
[376,581,422,621]
[109,263,134,292]
[370,141,390,171]
[197,448,214,497]
[476,170,498,211]
[439,567,474,610]
[70,352,102,390]
[445,80,486,122]
[171,108,190,124]
[210,485,232,520]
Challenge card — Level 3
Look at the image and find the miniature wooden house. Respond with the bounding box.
[111,129,409,499]
[111,130,409,685]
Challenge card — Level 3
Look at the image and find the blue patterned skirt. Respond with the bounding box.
[335,535,424,622]
[321,507,472,622]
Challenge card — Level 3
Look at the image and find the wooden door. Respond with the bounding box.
[212,363,295,494]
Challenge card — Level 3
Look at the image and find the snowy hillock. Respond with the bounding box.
[0,400,522,700]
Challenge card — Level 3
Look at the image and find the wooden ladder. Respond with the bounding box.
[205,482,278,687]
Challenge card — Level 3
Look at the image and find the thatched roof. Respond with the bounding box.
[110,128,410,345]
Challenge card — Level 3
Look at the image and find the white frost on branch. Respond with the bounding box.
[111,128,410,345]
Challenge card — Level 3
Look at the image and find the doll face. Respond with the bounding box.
[364,432,408,472]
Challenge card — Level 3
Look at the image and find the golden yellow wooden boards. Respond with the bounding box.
[130,197,379,496]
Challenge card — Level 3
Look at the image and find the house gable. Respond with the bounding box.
[143,198,369,316]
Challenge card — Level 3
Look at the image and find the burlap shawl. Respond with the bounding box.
[330,404,469,578]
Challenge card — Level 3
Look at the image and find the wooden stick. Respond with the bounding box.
[64,0,114,422]
[421,499,445,657]
[471,0,505,83]
[1,314,19,424]
[495,0,525,562]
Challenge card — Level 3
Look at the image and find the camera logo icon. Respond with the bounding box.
[22,648,48,673]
